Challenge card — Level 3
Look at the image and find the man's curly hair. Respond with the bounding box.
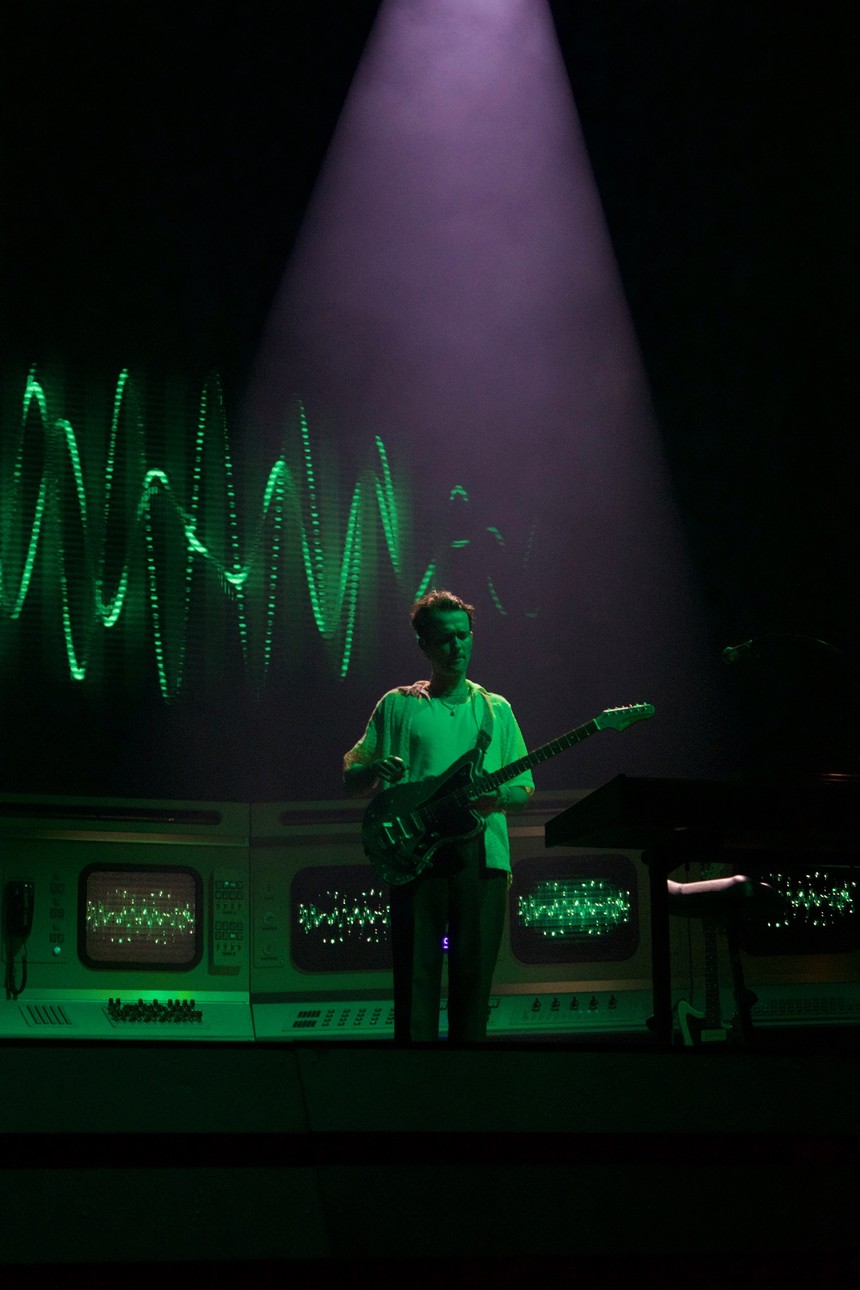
[410,589,475,643]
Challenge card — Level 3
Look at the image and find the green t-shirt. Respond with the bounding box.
[344,678,534,871]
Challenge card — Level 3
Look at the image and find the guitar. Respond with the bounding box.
[674,859,738,1046]
[362,703,655,885]
[675,915,730,1046]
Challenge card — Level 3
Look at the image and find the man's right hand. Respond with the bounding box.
[344,756,407,797]
[373,756,406,784]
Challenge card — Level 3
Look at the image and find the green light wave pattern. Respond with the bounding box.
[297,884,391,947]
[763,872,858,930]
[86,888,196,946]
[517,878,632,941]
[0,369,416,698]
[0,369,540,699]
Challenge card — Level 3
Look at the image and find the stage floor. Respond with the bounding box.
[0,1028,858,1277]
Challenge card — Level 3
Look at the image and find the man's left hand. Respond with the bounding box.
[472,795,503,817]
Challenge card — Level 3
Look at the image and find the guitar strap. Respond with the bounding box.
[473,691,494,769]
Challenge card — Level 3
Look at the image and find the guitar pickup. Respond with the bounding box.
[381,818,412,846]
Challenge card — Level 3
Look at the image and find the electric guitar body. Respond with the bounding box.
[363,749,487,885]
[675,1004,729,1047]
[362,703,655,885]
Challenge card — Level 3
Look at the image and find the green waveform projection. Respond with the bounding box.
[86,887,196,947]
[296,883,391,947]
[292,875,393,972]
[762,871,858,932]
[0,369,413,698]
[415,483,541,620]
[517,878,632,944]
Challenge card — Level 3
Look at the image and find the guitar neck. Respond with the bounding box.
[702,920,723,1030]
[460,719,600,804]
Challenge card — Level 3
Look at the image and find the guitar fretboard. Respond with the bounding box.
[418,719,600,821]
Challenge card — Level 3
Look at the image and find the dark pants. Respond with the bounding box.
[389,838,507,1045]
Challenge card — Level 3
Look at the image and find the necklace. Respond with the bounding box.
[433,691,471,715]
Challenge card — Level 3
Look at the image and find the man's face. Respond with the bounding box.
[420,608,473,682]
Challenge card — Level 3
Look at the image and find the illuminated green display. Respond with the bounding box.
[296,884,390,947]
[81,867,201,967]
[291,866,392,972]
[0,368,537,698]
[762,871,857,931]
[517,878,632,941]
[739,869,860,957]
[86,890,195,943]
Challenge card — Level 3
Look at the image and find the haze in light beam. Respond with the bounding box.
[244,0,733,780]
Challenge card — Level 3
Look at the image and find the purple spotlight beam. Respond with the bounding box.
[244,0,731,780]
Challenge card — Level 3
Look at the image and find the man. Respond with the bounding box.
[343,589,534,1044]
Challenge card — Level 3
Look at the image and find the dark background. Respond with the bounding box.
[0,0,858,801]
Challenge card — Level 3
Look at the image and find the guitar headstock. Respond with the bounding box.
[595,703,655,732]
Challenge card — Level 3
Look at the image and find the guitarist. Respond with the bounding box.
[343,589,534,1045]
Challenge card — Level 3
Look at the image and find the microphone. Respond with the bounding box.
[721,639,757,665]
